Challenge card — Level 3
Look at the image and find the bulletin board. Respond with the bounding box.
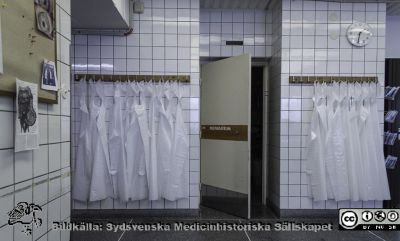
[0,0,58,104]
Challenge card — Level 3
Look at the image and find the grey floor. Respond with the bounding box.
[70,206,400,241]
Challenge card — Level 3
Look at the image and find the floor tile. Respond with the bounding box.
[248,229,386,241]
[70,219,128,241]
[71,230,122,241]
[198,206,243,220]
[370,230,400,241]
[120,230,249,241]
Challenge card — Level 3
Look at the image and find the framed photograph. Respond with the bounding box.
[41,59,58,91]
[34,0,54,40]
[15,79,39,152]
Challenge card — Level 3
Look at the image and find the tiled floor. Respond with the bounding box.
[70,207,399,241]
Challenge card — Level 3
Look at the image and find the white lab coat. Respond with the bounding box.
[126,83,149,201]
[156,82,189,201]
[109,84,126,199]
[306,83,329,201]
[363,84,391,200]
[324,83,350,201]
[89,84,114,201]
[72,80,91,201]
[340,83,360,201]
[157,85,174,200]
[164,83,189,201]
[369,85,390,200]
[147,84,163,200]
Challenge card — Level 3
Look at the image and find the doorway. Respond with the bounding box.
[199,55,269,219]
[251,66,264,206]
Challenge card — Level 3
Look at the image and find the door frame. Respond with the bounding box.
[199,56,269,219]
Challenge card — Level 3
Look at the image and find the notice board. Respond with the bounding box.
[0,0,57,104]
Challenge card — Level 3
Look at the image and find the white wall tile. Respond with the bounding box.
[278,0,386,211]
[0,112,14,149]
[0,149,14,188]
[33,145,49,177]
[15,151,33,182]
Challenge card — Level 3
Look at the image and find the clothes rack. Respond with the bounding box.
[74,74,191,83]
[289,76,378,84]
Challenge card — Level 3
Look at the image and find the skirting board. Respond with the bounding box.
[279,209,338,219]
[72,209,200,220]
[266,200,338,218]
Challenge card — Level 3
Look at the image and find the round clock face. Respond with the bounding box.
[347,22,373,47]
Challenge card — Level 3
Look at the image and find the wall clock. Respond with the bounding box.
[347,22,373,47]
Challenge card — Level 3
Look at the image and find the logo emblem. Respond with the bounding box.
[362,211,373,222]
[8,202,42,236]
[374,211,386,222]
[341,211,358,229]
[387,211,399,222]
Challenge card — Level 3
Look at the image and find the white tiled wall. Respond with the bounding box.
[386,16,400,58]
[199,9,272,57]
[279,0,386,210]
[0,1,71,240]
[71,0,200,210]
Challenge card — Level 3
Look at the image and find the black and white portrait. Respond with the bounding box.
[41,60,58,91]
[18,86,36,133]
[15,79,39,152]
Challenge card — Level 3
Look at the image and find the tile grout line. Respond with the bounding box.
[368,231,386,241]
[238,220,251,241]
[117,218,133,241]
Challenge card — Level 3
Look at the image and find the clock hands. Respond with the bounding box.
[357,31,362,44]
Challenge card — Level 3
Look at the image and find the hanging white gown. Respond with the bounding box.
[157,83,175,200]
[342,83,364,201]
[89,83,114,201]
[125,83,150,201]
[369,84,391,200]
[324,82,350,201]
[163,82,189,201]
[143,83,161,201]
[306,83,329,201]
[364,84,391,200]
[109,84,127,199]
[357,84,377,200]
[72,80,92,201]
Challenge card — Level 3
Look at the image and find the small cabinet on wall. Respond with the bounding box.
[71,0,130,34]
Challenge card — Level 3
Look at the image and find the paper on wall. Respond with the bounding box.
[15,79,39,152]
[41,59,58,91]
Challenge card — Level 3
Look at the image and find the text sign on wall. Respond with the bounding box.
[201,125,248,141]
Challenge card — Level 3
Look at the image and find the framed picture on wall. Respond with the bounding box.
[41,59,58,91]
[34,0,54,40]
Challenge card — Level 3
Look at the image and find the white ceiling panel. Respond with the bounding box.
[200,0,271,9]
[200,0,400,16]
[388,2,400,15]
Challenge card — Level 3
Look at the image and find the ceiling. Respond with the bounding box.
[200,0,271,9]
[200,0,400,16]
[388,2,400,15]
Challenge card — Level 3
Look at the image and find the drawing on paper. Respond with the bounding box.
[18,86,37,132]
[15,79,39,152]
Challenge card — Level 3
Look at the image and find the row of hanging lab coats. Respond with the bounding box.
[306,82,391,202]
[72,80,189,202]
